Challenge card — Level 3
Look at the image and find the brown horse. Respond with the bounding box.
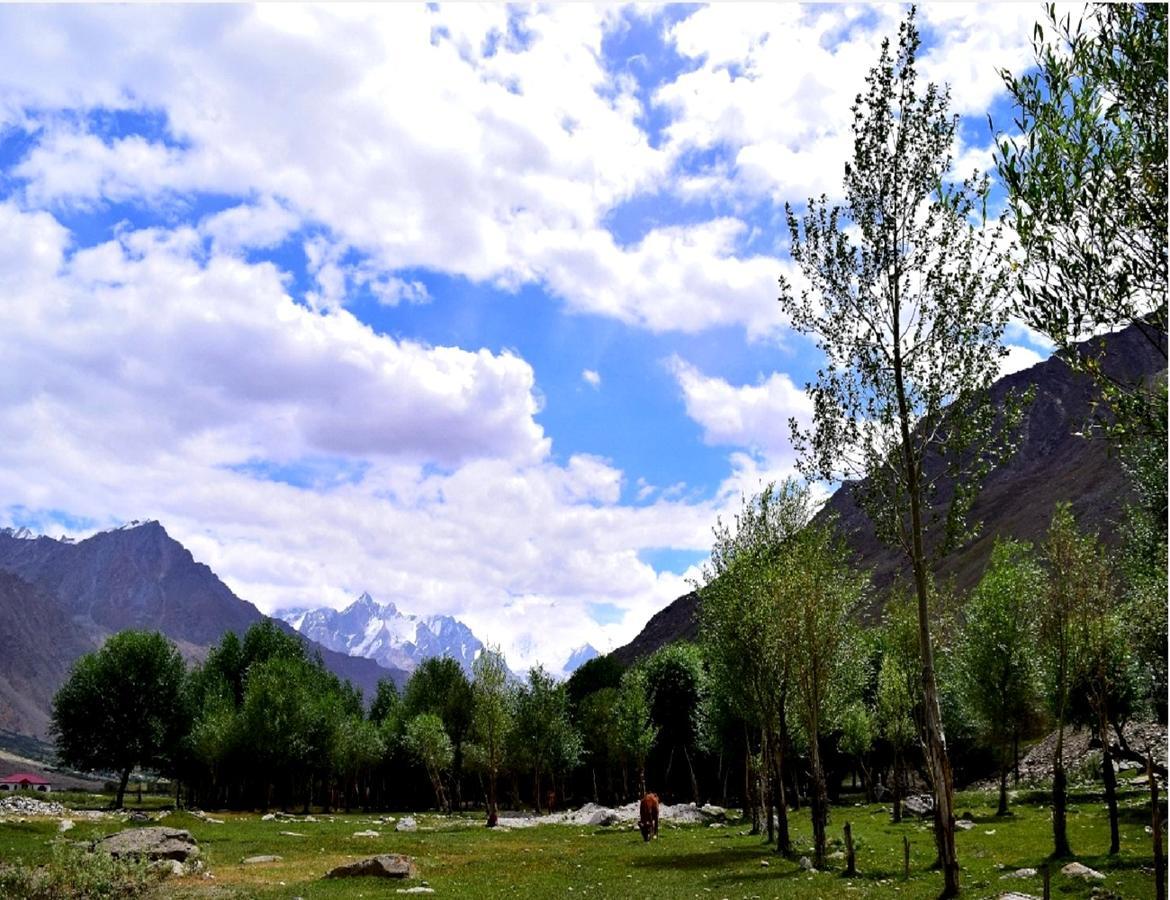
[639,793,659,842]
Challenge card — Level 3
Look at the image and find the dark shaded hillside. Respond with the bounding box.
[613,323,1165,663]
[0,521,258,647]
[0,522,407,739]
[0,571,93,738]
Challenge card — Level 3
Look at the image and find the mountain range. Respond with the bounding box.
[278,593,489,677]
[0,324,1160,743]
[278,596,601,679]
[0,522,408,740]
[612,322,1166,666]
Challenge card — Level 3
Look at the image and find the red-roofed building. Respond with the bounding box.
[0,773,51,792]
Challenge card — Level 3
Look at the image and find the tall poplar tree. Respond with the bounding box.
[777,10,1018,895]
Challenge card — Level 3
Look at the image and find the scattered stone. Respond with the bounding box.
[397,889,435,895]
[760,860,769,867]
[1001,868,1038,879]
[1061,862,1106,880]
[902,795,934,818]
[955,819,975,831]
[242,855,283,865]
[148,859,185,877]
[93,827,200,863]
[325,854,417,879]
[699,804,728,822]
[354,830,381,838]
[799,856,814,871]
[396,817,418,832]
[0,796,68,816]
[262,813,276,821]
[280,831,307,837]
[997,893,1040,900]
[828,850,845,861]
[58,819,75,832]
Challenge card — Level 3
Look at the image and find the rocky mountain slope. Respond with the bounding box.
[279,592,489,676]
[612,323,1166,666]
[0,523,407,739]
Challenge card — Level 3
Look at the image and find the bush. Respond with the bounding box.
[0,843,161,899]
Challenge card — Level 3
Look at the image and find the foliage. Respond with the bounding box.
[565,654,624,714]
[776,10,1021,888]
[51,630,188,808]
[612,668,657,798]
[957,539,1043,812]
[405,712,454,810]
[368,678,401,725]
[996,5,1167,657]
[511,666,579,810]
[0,843,159,900]
[780,520,866,866]
[838,701,875,767]
[403,657,474,808]
[874,652,915,753]
[996,3,1167,358]
[469,646,513,824]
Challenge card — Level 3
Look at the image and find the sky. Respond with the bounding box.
[0,3,1058,675]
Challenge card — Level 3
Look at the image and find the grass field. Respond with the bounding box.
[0,782,1162,899]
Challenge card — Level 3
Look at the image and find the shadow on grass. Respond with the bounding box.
[628,845,764,872]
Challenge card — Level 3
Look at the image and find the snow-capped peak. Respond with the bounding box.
[278,592,493,676]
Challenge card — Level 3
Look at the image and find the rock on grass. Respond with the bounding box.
[325,854,417,879]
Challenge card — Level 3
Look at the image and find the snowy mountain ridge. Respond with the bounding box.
[278,592,489,676]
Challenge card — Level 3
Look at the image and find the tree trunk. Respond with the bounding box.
[533,769,542,814]
[892,749,903,823]
[1150,758,1165,900]
[684,746,700,804]
[772,740,791,856]
[997,744,1010,816]
[114,766,131,810]
[895,311,959,898]
[763,733,774,845]
[1053,721,1072,858]
[486,771,498,827]
[1099,716,1120,854]
[809,734,829,869]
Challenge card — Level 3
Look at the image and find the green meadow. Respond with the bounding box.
[0,781,1161,899]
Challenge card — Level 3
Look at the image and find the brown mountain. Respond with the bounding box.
[0,522,408,740]
[612,323,1165,666]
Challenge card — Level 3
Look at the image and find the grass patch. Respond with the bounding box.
[0,786,1161,898]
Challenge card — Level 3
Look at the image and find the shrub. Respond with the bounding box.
[0,843,161,899]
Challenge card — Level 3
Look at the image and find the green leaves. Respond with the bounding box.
[51,630,187,787]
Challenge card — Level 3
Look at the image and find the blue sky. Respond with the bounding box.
[0,3,1055,672]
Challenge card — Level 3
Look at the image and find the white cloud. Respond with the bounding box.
[668,355,812,458]
[582,368,601,388]
[1000,344,1045,377]
[202,198,299,253]
[0,204,724,672]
